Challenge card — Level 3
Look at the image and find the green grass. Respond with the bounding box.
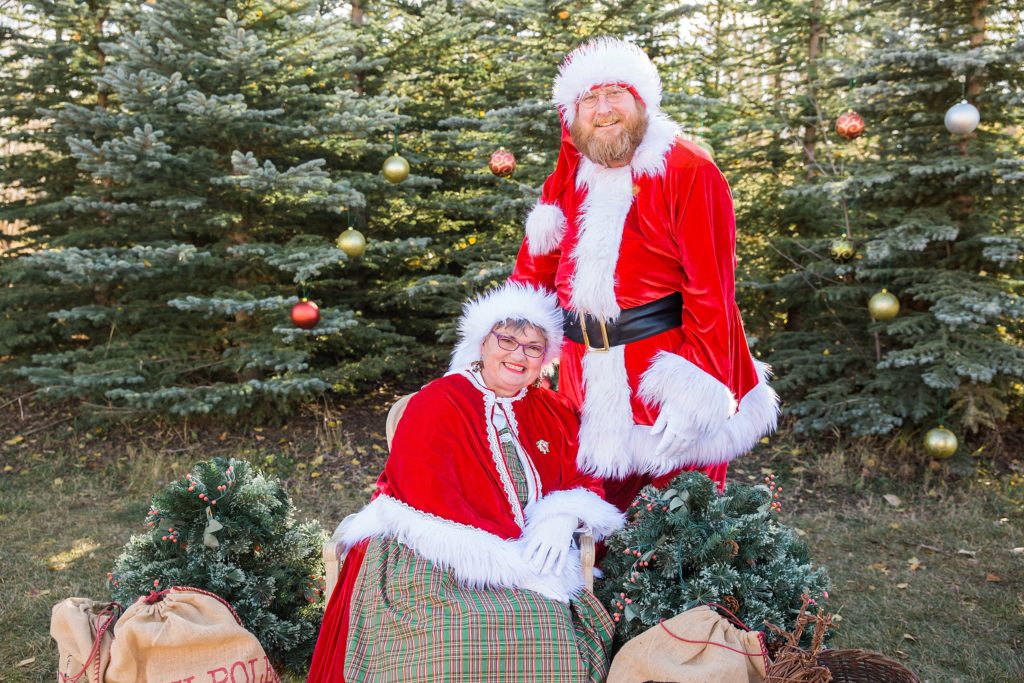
[1,412,1022,682]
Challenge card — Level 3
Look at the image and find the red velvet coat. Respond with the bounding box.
[510,116,778,487]
[307,371,624,683]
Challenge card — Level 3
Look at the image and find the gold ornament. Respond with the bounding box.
[868,289,900,321]
[558,9,570,19]
[829,237,855,262]
[382,154,410,183]
[923,426,958,459]
[336,228,367,258]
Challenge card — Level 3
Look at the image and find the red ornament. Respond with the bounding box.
[489,148,516,178]
[835,111,865,140]
[290,299,320,329]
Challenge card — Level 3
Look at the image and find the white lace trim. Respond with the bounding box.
[461,369,527,528]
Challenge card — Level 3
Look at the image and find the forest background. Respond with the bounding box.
[0,0,1022,680]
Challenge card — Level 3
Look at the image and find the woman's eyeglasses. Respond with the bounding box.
[490,332,546,358]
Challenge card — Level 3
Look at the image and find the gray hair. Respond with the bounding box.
[490,318,547,345]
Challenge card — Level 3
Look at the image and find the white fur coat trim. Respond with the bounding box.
[525,202,566,256]
[575,346,637,479]
[554,37,663,127]
[449,282,564,372]
[570,161,631,320]
[334,494,586,603]
[638,351,740,435]
[629,359,781,476]
[524,487,625,540]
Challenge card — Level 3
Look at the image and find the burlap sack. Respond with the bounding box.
[607,605,768,683]
[106,587,278,683]
[50,598,122,683]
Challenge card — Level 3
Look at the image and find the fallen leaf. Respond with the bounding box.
[882,494,902,507]
[217,431,228,442]
[907,557,923,571]
[17,657,36,667]
[902,633,917,641]
[793,527,807,537]
[310,454,324,467]
[1011,547,1023,554]
[896,582,909,589]
[895,650,909,660]
[3,465,13,472]
[870,562,889,573]
[5,435,25,446]
[760,467,774,475]
[956,549,977,557]
[918,544,942,553]
[986,573,1003,583]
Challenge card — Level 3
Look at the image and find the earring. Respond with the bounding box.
[532,378,543,389]
[471,360,483,372]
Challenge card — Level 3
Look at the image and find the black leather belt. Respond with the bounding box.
[563,292,683,352]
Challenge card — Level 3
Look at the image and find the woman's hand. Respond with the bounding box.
[522,513,578,576]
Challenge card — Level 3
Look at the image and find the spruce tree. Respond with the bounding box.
[596,471,829,648]
[3,1,417,416]
[110,457,325,674]
[0,1,131,356]
[758,0,1024,441]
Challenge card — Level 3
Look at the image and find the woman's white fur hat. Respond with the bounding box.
[449,282,563,373]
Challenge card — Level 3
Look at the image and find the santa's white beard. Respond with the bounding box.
[570,110,648,167]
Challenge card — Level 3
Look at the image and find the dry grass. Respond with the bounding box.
[1,401,1022,682]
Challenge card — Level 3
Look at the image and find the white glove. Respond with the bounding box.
[650,404,701,459]
[522,513,578,577]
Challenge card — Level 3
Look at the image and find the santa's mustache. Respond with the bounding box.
[592,116,622,127]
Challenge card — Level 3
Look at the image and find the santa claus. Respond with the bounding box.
[510,37,780,511]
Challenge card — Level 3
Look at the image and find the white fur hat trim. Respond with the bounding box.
[449,282,564,372]
[553,36,663,127]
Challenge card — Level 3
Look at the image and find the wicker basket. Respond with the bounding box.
[817,648,921,683]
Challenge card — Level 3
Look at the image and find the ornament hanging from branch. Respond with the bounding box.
[382,154,409,183]
[336,228,366,258]
[488,148,516,178]
[834,111,865,140]
[867,289,899,321]
[944,101,980,135]
[829,237,855,262]
[290,299,320,329]
[923,426,958,459]
[382,124,410,183]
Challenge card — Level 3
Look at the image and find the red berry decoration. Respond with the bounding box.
[835,111,865,140]
[488,148,516,178]
[290,299,320,329]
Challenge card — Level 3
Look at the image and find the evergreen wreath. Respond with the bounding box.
[596,472,830,648]
[109,457,326,674]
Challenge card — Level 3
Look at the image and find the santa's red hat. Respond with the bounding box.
[524,37,665,257]
[553,37,664,127]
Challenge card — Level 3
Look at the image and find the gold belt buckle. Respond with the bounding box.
[580,317,610,353]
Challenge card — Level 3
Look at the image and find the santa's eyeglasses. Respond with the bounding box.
[577,86,630,110]
[489,332,546,358]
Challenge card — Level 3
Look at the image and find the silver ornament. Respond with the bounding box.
[944,101,980,135]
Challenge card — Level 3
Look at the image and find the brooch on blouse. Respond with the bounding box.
[536,439,550,454]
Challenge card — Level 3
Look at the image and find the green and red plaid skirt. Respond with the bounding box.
[342,537,614,682]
